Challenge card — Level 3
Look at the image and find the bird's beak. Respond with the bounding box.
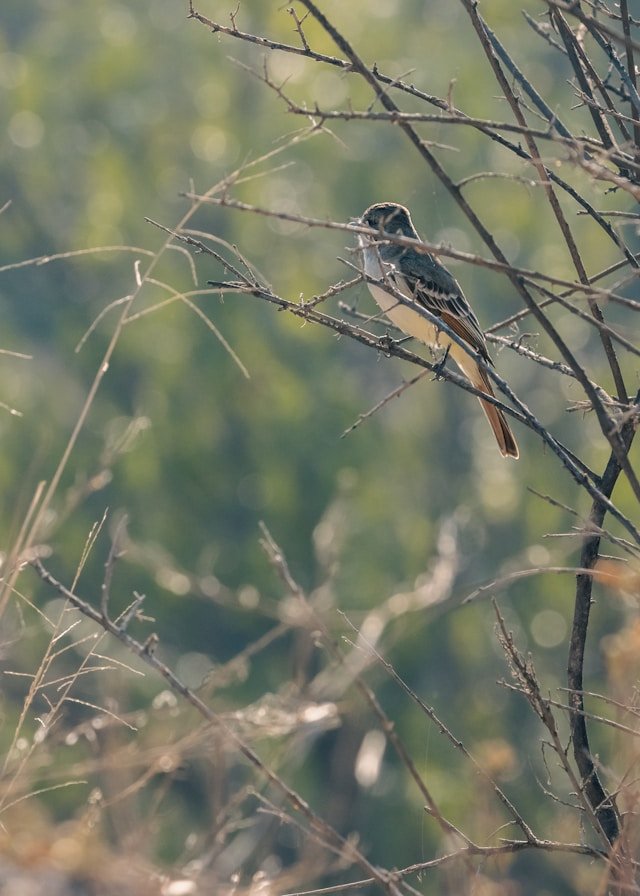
[349,215,362,225]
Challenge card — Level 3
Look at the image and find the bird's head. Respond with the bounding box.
[360,202,417,238]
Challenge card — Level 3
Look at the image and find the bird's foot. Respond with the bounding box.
[432,345,450,380]
[377,333,396,356]
[377,333,412,356]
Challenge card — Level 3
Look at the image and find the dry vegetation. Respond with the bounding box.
[3,1,640,893]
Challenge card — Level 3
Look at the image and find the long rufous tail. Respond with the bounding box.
[473,368,519,459]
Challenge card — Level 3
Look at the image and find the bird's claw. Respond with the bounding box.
[432,345,450,380]
[377,333,396,356]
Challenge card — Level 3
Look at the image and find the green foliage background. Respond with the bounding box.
[1,1,637,893]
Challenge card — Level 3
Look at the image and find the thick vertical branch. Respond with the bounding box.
[568,407,638,845]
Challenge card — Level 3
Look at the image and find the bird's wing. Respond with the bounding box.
[397,249,491,360]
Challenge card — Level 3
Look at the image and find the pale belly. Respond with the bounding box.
[366,276,477,387]
[367,281,452,352]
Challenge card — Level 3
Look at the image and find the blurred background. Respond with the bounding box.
[1,1,638,893]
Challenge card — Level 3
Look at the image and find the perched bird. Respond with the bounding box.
[356,202,518,459]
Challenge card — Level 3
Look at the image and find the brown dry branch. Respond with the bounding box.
[339,299,582,378]
[537,694,640,741]
[339,370,430,439]
[183,190,639,303]
[621,0,640,148]
[462,1,639,847]
[463,563,616,605]
[487,250,640,333]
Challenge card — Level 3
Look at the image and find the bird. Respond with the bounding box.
[356,202,518,459]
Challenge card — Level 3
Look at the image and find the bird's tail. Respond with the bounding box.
[471,366,519,459]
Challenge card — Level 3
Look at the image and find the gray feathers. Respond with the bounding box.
[360,202,489,360]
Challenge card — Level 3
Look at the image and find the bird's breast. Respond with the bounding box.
[370,282,442,350]
[360,245,443,349]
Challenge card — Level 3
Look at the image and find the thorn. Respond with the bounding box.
[143,633,159,656]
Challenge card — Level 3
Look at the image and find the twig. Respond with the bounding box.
[340,371,429,438]
[481,17,573,139]
[568,403,639,846]
[487,251,640,334]
[100,515,128,620]
[288,6,311,52]
[463,564,614,604]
